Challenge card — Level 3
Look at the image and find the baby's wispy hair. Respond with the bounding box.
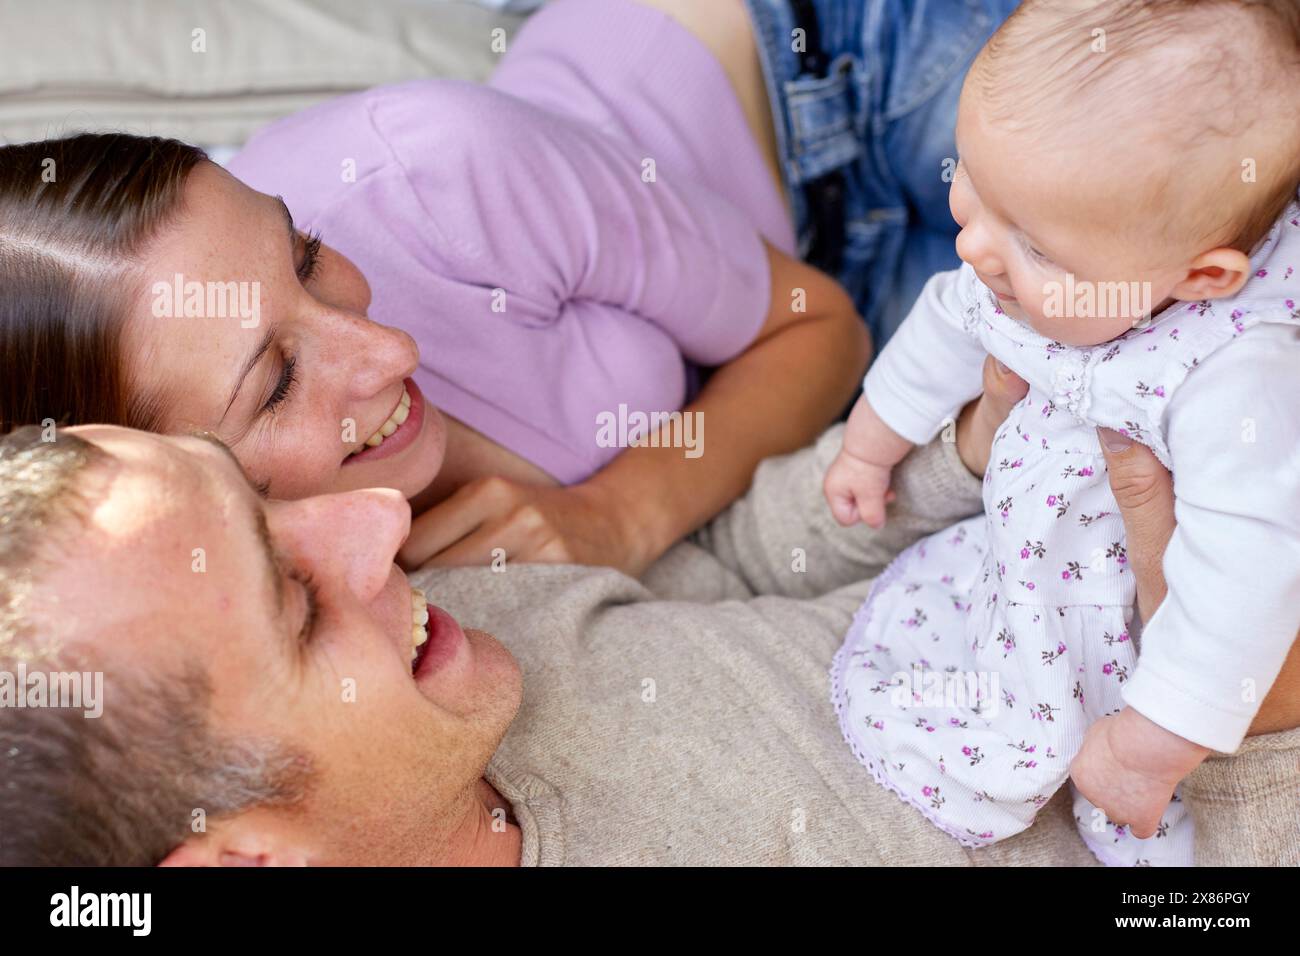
[972,0,1300,254]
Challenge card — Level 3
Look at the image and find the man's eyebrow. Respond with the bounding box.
[190,431,283,614]
[190,431,269,499]
[252,501,285,616]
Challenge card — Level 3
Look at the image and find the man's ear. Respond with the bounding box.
[1168,247,1252,301]
[157,815,310,867]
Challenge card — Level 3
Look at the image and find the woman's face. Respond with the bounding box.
[124,161,447,500]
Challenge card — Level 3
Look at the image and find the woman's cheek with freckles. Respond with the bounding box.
[264,430,347,500]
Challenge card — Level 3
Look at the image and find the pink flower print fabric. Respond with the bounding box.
[833,198,1300,868]
[831,516,1191,865]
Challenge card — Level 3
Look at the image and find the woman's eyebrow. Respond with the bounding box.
[219,198,298,424]
[274,195,298,247]
[221,326,275,423]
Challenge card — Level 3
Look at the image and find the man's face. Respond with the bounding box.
[37,425,521,864]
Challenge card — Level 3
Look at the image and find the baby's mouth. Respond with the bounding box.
[409,587,430,672]
[349,383,412,458]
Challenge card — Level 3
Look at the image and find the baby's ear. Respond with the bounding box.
[1169,247,1252,301]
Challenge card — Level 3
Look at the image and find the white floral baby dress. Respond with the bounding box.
[833,203,1300,866]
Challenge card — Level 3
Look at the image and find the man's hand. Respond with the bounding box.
[963,372,1300,743]
[955,357,1029,477]
[1070,707,1211,838]
[1096,427,1300,736]
[1096,427,1177,623]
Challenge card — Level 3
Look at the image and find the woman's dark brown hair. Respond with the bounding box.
[0,133,207,434]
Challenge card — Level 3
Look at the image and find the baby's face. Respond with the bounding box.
[949,82,1189,346]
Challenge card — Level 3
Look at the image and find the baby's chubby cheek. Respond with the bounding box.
[1015,298,1139,347]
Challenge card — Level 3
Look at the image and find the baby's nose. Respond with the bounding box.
[955,228,1004,278]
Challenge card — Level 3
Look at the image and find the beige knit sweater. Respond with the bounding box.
[413,428,1299,866]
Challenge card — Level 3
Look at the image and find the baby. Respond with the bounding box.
[825,0,1300,865]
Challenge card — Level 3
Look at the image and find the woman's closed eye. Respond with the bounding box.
[263,352,298,414]
[296,230,323,283]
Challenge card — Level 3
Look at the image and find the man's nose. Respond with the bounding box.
[270,488,412,602]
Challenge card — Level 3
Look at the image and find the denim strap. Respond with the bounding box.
[789,0,849,275]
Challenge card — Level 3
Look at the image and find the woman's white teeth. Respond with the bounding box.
[410,588,429,663]
[359,385,412,451]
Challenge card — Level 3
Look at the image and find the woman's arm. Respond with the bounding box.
[400,243,867,575]
[583,243,869,571]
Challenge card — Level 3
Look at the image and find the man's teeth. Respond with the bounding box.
[360,385,412,452]
[410,588,429,664]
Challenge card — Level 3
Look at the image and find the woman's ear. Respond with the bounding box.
[1168,247,1252,301]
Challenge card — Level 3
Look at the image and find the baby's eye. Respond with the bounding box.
[1023,242,1052,265]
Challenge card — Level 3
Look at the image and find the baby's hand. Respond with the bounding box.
[1069,708,1212,839]
[824,449,896,528]
[823,395,914,528]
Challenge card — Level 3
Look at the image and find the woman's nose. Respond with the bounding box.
[271,488,412,602]
[324,308,420,399]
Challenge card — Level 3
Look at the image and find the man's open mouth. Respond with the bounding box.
[409,586,429,673]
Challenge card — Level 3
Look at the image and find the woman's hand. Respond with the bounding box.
[397,475,641,573]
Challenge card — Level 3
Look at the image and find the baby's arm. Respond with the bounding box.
[824,395,914,527]
[1072,324,1300,834]
[824,266,990,527]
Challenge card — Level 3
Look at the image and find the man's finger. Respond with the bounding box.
[956,357,1030,477]
[980,356,1030,422]
[1097,427,1176,621]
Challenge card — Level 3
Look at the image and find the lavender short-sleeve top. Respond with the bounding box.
[229,0,793,482]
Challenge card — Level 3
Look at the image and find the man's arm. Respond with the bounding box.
[694,357,1029,599]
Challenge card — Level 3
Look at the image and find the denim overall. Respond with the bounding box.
[742,0,1020,346]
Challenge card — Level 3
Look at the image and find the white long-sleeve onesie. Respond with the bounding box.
[832,203,1300,865]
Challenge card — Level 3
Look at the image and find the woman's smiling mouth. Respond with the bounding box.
[344,377,427,465]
